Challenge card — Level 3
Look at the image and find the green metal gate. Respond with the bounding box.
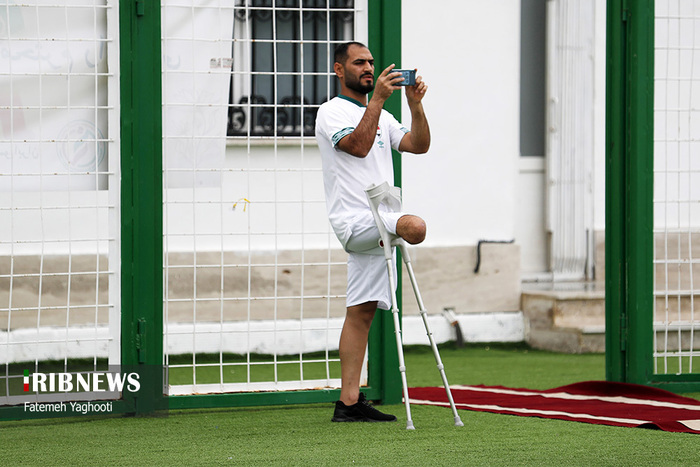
[606,0,700,392]
[1,0,405,420]
[124,0,406,414]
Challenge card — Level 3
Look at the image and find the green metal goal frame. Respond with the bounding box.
[606,0,700,392]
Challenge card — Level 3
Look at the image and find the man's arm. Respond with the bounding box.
[398,75,430,154]
[336,65,403,158]
[335,98,383,158]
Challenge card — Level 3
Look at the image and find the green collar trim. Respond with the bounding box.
[338,94,366,108]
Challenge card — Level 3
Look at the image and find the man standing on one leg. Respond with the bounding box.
[315,41,431,422]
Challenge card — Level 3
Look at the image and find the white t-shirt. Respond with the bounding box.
[315,95,409,249]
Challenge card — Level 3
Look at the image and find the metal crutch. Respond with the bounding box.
[365,182,464,430]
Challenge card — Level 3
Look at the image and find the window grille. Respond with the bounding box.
[227,0,355,138]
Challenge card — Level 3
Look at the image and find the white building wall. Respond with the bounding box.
[401,0,522,247]
[402,0,607,277]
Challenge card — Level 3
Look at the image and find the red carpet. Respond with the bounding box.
[409,381,700,434]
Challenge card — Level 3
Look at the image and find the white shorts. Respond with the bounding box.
[345,210,403,310]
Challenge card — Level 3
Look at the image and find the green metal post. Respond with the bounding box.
[605,0,654,385]
[605,0,627,383]
[367,0,403,405]
[120,0,165,414]
[625,0,654,385]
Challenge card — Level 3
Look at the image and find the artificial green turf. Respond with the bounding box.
[2,345,699,466]
[402,342,606,389]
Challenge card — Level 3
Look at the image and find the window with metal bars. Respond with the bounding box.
[227,0,355,138]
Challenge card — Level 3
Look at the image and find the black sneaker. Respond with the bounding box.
[331,393,397,422]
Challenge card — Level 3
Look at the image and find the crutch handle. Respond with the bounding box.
[365,182,403,260]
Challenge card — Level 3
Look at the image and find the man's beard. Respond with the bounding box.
[346,73,374,94]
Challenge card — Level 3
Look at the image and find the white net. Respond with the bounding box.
[162,0,366,395]
[1,0,121,404]
[654,0,700,374]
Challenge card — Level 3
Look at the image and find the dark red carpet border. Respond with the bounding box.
[409,381,700,434]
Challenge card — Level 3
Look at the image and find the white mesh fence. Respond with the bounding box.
[1,0,121,404]
[162,0,366,395]
[654,0,700,374]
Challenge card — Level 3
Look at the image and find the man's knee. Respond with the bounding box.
[346,302,377,327]
[396,215,426,245]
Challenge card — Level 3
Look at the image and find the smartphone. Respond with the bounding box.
[394,69,416,86]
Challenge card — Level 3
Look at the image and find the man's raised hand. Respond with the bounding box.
[405,73,427,107]
[371,64,404,103]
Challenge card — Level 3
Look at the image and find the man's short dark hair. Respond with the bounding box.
[334,41,368,65]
